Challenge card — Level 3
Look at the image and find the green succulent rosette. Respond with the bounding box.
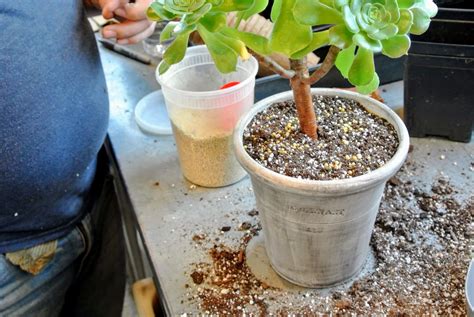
[294,0,438,93]
[147,0,271,74]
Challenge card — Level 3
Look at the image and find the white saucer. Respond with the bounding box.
[134,90,172,135]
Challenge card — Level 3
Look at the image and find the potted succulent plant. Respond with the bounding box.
[147,0,437,287]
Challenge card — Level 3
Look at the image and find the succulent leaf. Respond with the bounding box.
[409,6,431,34]
[348,47,375,86]
[397,0,416,9]
[183,3,212,24]
[270,0,282,22]
[147,3,177,21]
[197,24,238,73]
[350,0,362,14]
[164,0,206,14]
[411,0,438,17]
[159,21,179,42]
[212,0,254,12]
[385,0,400,22]
[343,5,360,33]
[356,72,379,94]
[319,0,337,7]
[329,24,353,49]
[199,12,227,31]
[146,6,163,21]
[335,44,356,78]
[163,30,192,66]
[294,0,344,26]
[270,0,312,56]
[396,9,413,34]
[215,33,250,60]
[241,0,269,20]
[335,0,349,7]
[158,61,171,75]
[367,23,398,40]
[291,30,330,59]
[381,34,410,57]
[221,27,271,55]
[353,33,382,52]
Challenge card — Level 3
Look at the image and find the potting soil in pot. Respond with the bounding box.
[243,95,399,180]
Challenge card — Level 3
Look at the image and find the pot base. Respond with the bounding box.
[245,234,377,289]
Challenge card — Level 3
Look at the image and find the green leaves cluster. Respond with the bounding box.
[148,0,437,93]
[147,0,271,74]
[293,0,437,92]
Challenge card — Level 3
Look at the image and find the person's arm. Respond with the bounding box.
[85,0,155,44]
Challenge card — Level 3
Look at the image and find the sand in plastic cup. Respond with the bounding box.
[156,46,258,187]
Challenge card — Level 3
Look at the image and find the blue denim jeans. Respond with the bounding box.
[0,215,92,317]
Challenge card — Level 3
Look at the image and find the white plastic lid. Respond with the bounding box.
[134,90,172,135]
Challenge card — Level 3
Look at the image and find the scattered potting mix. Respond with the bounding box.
[243,95,399,180]
[182,155,473,315]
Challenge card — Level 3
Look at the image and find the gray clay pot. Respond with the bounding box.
[234,89,410,287]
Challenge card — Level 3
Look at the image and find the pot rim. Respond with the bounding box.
[233,88,410,196]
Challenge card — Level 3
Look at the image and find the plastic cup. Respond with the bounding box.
[156,45,258,187]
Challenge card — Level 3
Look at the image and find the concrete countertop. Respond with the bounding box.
[98,43,473,315]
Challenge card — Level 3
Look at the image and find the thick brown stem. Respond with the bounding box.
[301,46,341,85]
[290,58,318,139]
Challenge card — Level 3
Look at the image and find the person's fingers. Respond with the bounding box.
[114,0,154,21]
[101,0,128,19]
[101,0,120,19]
[102,19,152,40]
[117,22,156,45]
[102,28,117,39]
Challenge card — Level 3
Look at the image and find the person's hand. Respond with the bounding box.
[100,0,155,45]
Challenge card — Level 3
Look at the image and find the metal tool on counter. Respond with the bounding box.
[98,38,152,65]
